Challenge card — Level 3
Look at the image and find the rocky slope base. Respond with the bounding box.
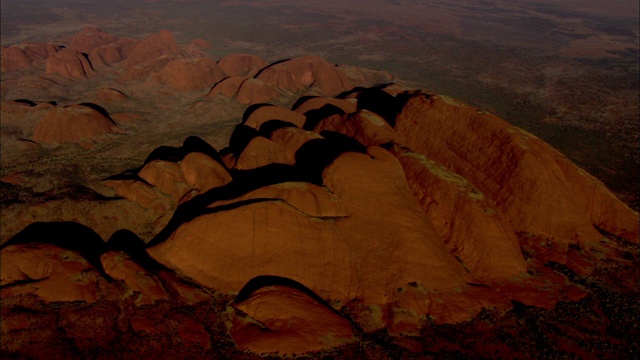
[1,28,638,358]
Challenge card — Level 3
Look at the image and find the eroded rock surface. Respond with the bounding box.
[1,40,637,358]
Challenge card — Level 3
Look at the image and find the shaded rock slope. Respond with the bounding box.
[0,30,638,359]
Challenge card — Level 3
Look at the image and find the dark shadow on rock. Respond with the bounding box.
[107,229,165,271]
[229,124,260,158]
[183,136,223,164]
[336,83,395,99]
[143,136,223,167]
[13,99,37,107]
[294,131,366,185]
[77,102,117,124]
[144,145,184,164]
[290,95,318,111]
[303,104,345,131]
[106,88,128,98]
[103,171,150,186]
[146,163,302,247]
[241,103,273,124]
[145,116,366,248]
[259,119,296,138]
[41,184,114,202]
[355,88,400,127]
[211,76,231,89]
[234,275,344,316]
[253,58,290,79]
[1,221,110,279]
[80,52,95,71]
[336,86,369,99]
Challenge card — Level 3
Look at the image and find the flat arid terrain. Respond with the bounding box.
[1,0,638,358]
[3,0,638,207]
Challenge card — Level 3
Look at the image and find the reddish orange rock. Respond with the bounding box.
[244,104,307,130]
[231,284,355,354]
[206,76,245,99]
[235,136,292,170]
[46,48,94,79]
[257,55,353,96]
[236,78,282,104]
[1,43,59,72]
[152,57,227,91]
[179,152,232,193]
[314,109,398,146]
[148,146,483,329]
[209,182,351,219]
[111,112,145,125]
[100,251,169,305]
[23,42,60,59]
[269,127,323,160]
[392,146,527,281]
[96,88,129,103]
[217,53,268,77]
[69,27,119,54]
[554,155,639,244]
[1,46,33,72]
[293,96,358,115]
[120,55,173,82]
[124,30,180,70]
[89,38,137,69]
[138,160,192,203]
[1,244,99,303]
[32,104,122,148]
[394,94,634,248]
[185,38,211,57]
[103,179,162,209]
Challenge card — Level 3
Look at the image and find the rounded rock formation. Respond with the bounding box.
[32,104,122,148]
[153,57,227,91]
[69,27,119,54]
[256,55,353,96]
[217,53,268,77]
[46,48,95,79]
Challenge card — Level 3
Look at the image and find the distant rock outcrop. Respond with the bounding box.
[236,78,282,104]
[46,48,94,79]
[1,43,59,72]
[256,55,353,96]
[206,76,245,98]
[89,38,137,69]
[152,57,227,91]
[32,104,121,148]
[69,26,119,54]
[124,30,180,70]
[217,53,268,77]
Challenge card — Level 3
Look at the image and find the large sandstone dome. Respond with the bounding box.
[45,48,95,79]
[31,104,122,148]
[255,55,354,96]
